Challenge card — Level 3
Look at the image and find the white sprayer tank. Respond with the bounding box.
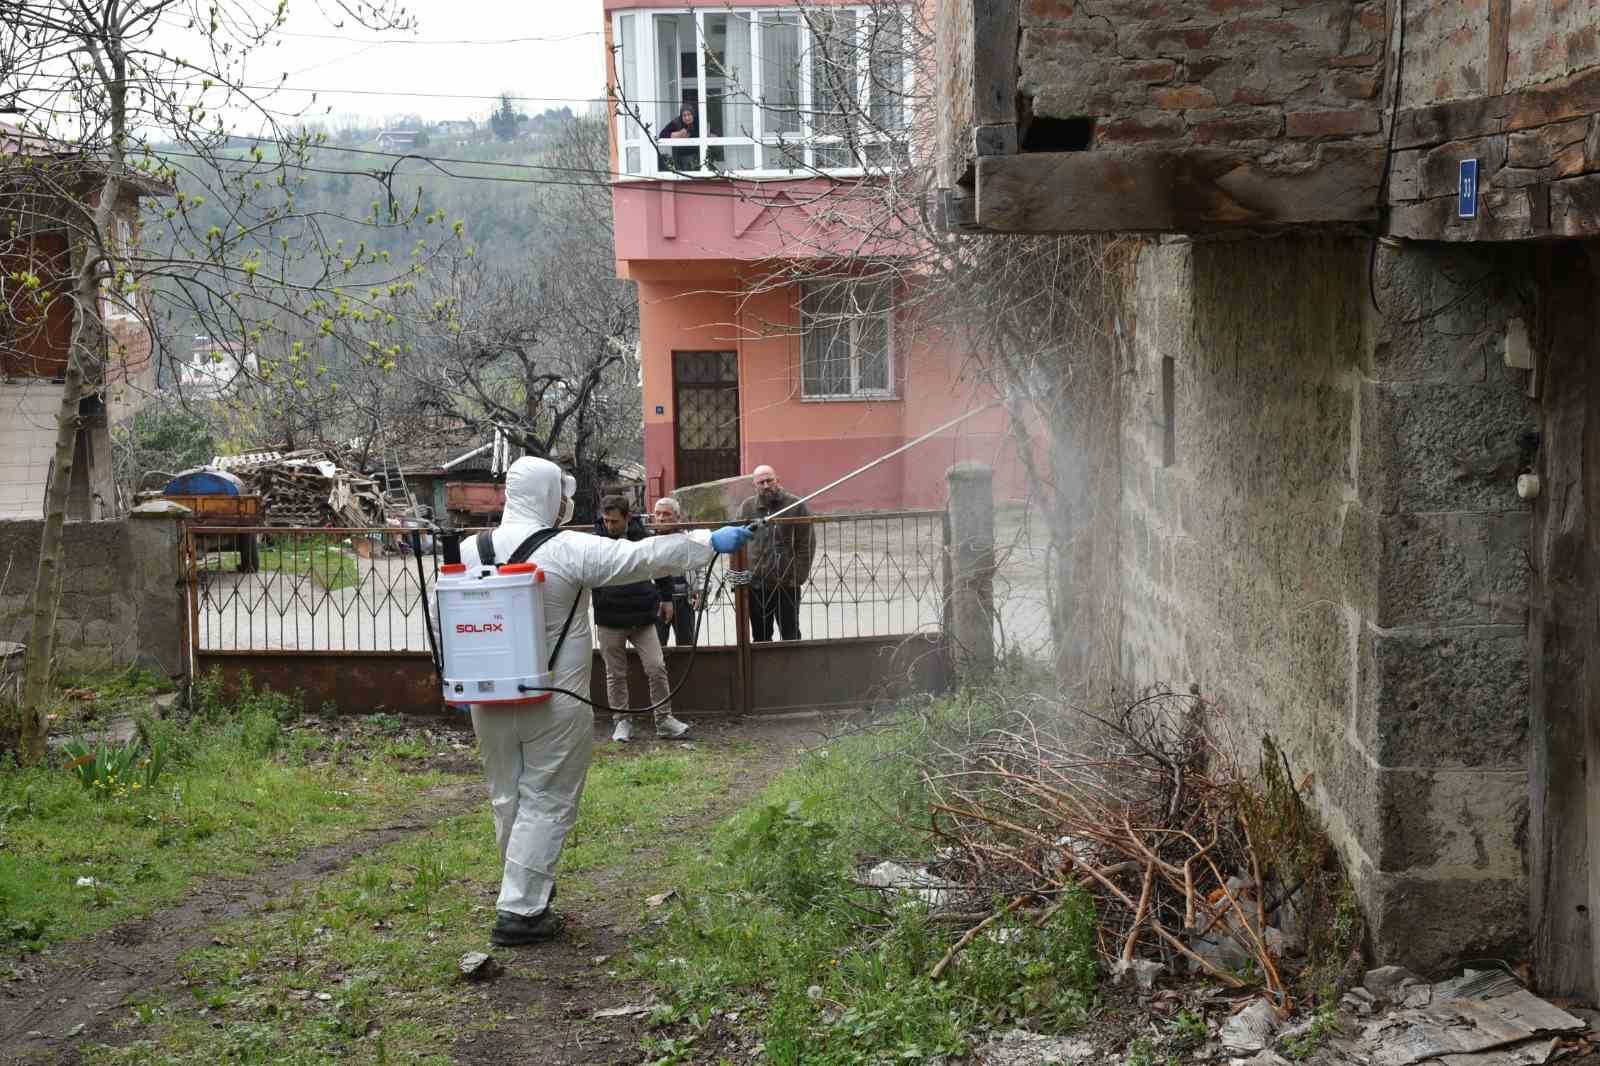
[436,561,554,705]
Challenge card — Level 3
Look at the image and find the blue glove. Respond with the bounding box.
[710,524,755,553]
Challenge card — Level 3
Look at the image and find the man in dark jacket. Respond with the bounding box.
[736,465,814,641]
[594,495,690,742]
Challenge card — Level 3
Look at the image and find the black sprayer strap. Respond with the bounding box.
[472,527,577,673]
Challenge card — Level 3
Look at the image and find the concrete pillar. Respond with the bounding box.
[126,500,191,683]
[946,462,996,676]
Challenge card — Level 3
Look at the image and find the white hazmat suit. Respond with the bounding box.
[456,457,719,919]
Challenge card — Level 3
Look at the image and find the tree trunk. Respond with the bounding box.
[17,191,115,765]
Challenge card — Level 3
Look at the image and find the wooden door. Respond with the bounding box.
[673,351,740,488]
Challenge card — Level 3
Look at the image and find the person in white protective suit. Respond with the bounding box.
[453,457,753,946]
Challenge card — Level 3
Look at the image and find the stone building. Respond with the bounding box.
[935,0,1600,994]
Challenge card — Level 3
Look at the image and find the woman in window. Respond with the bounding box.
[658,106,699,170]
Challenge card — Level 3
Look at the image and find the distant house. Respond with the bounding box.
[178,336,256,398]
[375,129,419,151]
[433,119,476,140]
[0,119,172,521]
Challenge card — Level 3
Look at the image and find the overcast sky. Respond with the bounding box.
[219,0,610,128]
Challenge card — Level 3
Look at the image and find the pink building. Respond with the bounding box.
[605,1,1023,510]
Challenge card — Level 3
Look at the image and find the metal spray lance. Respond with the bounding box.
[745,402,1002,530]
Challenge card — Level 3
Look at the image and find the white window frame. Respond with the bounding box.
[610,5,908,181]
[799,281,896,402]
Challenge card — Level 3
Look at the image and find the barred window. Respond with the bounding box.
[801,281,893,399]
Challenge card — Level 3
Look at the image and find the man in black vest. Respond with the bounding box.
[594,494,691,742]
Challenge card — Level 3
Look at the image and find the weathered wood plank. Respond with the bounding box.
[974,146,1383,233]
[1488,0,1510,97]
[1584,241,1600,1004]
[1394,66,1600,151]
[973,0,1018,130]
[1387,186,1537,241]
[1551,174,1600,237]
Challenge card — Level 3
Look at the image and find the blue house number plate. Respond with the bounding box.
[1458,159,1479,219]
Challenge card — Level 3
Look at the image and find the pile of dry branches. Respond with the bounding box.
[917,691,1325,1001]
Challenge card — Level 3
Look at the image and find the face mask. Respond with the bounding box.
[559,496,575,525]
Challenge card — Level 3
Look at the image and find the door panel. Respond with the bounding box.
[673,351,740,488]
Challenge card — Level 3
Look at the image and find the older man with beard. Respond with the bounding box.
[735,465,815,642]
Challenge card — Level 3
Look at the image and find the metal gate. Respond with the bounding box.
[673,350,740,487]
[184,512,951,715]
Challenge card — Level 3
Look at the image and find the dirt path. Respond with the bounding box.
[0,777,482,1066]
[0,712,830,1066]
[453,713,825,1065]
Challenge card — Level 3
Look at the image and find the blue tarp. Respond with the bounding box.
[162,469,246,496]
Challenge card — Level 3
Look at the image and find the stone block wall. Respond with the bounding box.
[1017,0,1385,154]
[1120,235,1535,971]
[0,503,188,677]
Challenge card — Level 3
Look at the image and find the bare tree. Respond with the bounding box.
[385,115,641,504]
[0,0,456,762]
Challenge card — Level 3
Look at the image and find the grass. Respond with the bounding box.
[79,742,745,1065]
[0,674,459,953]
[259,540,361,592]
[55,665,178,701]
[216,537,360,591]
[627,691,1101,1065]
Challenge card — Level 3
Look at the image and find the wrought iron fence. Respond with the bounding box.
[188,510,948,654]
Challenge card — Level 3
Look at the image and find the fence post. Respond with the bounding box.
[126,500,193,687]
[945,462,995,677]
[732,544,752,714]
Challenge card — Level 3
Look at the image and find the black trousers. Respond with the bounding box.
[750,583,801,642]
[655,593,697,648]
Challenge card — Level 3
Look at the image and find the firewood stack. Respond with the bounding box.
[226,448,390,527]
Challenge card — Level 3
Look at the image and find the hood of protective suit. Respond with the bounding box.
[502,456,576,527]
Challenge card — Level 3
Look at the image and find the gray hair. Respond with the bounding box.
[652,496,682,516]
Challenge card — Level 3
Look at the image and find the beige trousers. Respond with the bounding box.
[596,623,671,724]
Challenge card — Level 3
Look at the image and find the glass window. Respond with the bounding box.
[801,280,894,399]
[654,13,695,132]
[614,6,902,178]
[808,10,858,146]
[707,144,755,170]
[760,14,801,138]
[704,14,755,139]
[867,7,906,134]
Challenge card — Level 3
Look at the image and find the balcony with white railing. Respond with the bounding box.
[610,6,910,181]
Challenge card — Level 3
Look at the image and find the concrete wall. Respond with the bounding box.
[0,503,187,677]
[1120,235,1535,971]
[1016,0,1384,152]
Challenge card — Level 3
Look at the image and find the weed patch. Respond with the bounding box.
[0,675,461,951]
[634,694,1103,1064]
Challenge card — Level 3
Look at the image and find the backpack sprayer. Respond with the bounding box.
[414,402,1001,713]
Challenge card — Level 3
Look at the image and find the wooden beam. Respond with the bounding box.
[973,146,1384,233]
[1527,245,1595,999]
[1394,66,1600,151]
[1488,0,1510,97]
[973,0,1019,130]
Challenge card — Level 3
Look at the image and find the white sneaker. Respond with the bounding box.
[611,718,634,743]
[656,714,692,739]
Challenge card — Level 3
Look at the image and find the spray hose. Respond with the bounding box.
[508,560,720,715]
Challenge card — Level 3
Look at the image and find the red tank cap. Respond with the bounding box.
[441,563,466,573]
[536,567,546,582]
[498,563,537,574]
